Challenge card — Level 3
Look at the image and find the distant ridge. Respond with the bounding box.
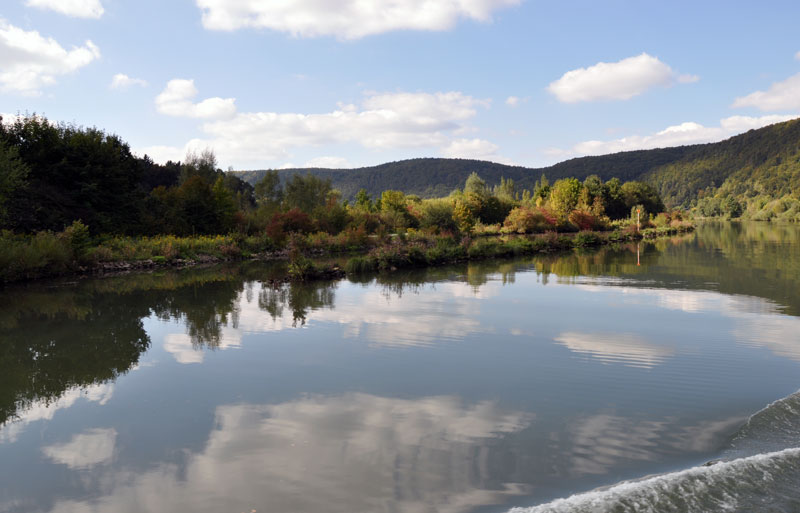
[232,117,800,207]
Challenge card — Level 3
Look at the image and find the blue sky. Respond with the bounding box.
[2,0,799,170]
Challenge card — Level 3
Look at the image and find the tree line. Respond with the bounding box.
[1,115,670,242]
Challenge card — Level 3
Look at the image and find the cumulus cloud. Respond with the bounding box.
[0,19,100,95]
[144,89,491,168]
[505,96,521,107]
[441,138,498,158]
[795,51,800,61]
[110,73,147,90]
[155,79,237,120]
[558,114,798,157]
[732,72,800,111]
[440,138,515,164]
[304,156,351,168]
[196,0,520,39]
[548,53,694,103]
[25,0,104,19]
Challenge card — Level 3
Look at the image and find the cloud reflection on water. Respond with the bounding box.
[555,332,674,369]
[0,383,114,444]
[42,428,117,469]
[44,393,532,513]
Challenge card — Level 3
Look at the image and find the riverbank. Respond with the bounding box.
[0,221,694,284]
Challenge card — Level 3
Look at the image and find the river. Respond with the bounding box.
[1,221,799,513]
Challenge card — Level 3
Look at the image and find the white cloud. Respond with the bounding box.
[25,0,104,19]
[548,53,694,103]
[505,96,520,107]
[0,19,100,95]
[136,145,184,164]
[440,137,515,165]
[196,0,520,39]
[676,74,700,84]
[155,79,237,120]
[42,428,116,469]
[560,114,798,157]
[732,72,800,111]
[110,73,147,90]
[304,156,351,168]
[441,138,499,159]
[143,89,491,168]
[795,50,800,61]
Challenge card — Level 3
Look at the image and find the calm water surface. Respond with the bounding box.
[1,221,800,513]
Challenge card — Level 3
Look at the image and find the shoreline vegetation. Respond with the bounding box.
[0,220,694,284]
[1,115,694,284]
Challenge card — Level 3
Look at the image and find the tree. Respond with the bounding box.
[254,170,283,210]
[621,181,664,217]
[464,172,489,200]
[212,176,237,231]
[493,177,516,203]
[380,190,408,214]
[583,175,604,202]
[604,178,627,219]
[181,148,218,185]
[178,176,218,234]
[549,178,582,218]
[284,173,332,213]
[0,141,29,225]
[355,189,373,211]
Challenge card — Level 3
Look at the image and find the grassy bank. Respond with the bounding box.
[0,220,694,284]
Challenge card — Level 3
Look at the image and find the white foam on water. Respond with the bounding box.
[509,447,800,513]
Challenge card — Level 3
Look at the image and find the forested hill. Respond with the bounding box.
[644,117,800,209]
[233,117,800,211]
[234,147,694,201]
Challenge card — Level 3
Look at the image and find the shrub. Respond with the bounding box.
[573,231,601,248]
[60,220,92,260]
[418,199,458,234]
[345,256,376,274]
[266,208,314,245]
[503,206,556,233]
[568,210,606,231]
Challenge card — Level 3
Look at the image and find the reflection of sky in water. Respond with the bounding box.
[555,332,674,369]
[575,283,800,363]
[3,229,800,513]
[42,394,532,513]
[42,428,117,469]
[0,383,113,444]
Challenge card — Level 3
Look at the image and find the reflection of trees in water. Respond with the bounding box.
[529,223,800,315]
[0,265,261,427]
[0,293,151,426]
[259,281,337,327]
[3,223,797,428]
[152,281,243,349]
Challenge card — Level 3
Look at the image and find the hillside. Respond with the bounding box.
[644,118,800,211]
[233,148,694,200]
[232,118,800,215]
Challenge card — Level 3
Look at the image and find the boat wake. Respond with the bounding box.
[510,391,800,513]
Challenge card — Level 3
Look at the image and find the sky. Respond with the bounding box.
[1,0,799,171]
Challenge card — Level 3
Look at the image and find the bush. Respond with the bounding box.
[345,256,376,274]
[418,199,458,234]
[568,210,606,231]
[503,206,556,233]
[573,232,602,248]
